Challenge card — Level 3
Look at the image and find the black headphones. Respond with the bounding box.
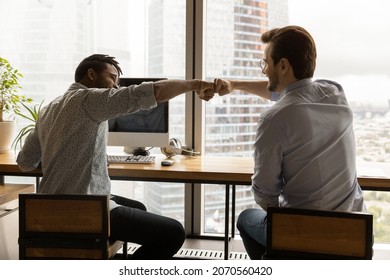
[160,138,200,158]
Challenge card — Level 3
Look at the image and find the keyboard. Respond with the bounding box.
[107,155,155,164]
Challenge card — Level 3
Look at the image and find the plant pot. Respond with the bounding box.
[0,121,16,153]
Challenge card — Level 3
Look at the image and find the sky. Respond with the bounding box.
[288,0,390,105]
[127,0,390,105]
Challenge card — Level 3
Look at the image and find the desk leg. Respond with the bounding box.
[231,185,236,239]
[35,176,40,192]
[0,175,4,184]
[224,184,230,260]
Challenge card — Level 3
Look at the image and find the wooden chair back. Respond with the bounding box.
[265,207,373,259]
[18,193,125,259]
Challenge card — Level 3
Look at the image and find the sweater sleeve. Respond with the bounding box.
[16,127,42,171]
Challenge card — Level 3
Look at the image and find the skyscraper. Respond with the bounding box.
[146,0,288,232]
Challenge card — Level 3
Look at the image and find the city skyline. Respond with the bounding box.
[288,0,390,106]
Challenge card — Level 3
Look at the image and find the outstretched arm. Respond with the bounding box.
[214,78,271,100]
[153,79,215,102]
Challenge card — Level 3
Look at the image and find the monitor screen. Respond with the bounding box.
[107,78,169,153]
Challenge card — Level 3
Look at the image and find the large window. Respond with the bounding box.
[287,0,390,244]
[203,0,288,234]
[0,0,187,225]
[203,0,390,242]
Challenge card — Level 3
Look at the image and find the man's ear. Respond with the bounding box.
[279,58,294,78]
[279,58,289,72]
[87,68,96,81]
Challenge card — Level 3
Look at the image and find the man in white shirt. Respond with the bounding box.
[214,26,366,259]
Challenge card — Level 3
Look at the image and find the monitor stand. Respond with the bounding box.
[123,146,149,156]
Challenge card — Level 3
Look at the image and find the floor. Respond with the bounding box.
[372,243,390,260]
[123,238,390,260]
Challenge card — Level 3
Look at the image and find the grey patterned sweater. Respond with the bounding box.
[17,82,156,208]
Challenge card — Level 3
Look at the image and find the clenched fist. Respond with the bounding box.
[196,81,215,101]
[214,78,233,96]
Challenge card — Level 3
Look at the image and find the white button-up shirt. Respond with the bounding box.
[252,79,366,212]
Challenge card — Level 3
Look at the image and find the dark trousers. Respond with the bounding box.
[110,195,186,260]
[236,208,268,260]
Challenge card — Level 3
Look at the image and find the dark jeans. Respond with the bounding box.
[110,194,186,260]
[236,208,268,260]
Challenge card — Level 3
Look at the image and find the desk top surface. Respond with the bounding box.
[1,152,389,189]
[0,152,254,184]
[0,183,35,205]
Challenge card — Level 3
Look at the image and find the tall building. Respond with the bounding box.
[204,0,288,232]
[1,0,87,102]
[205,0,288,157]
[0,0,131,105]
[146,0,288,232]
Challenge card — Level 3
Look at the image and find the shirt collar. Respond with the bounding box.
[280,78,313,97]
[69,82,88,91]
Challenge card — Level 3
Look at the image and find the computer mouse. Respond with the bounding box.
[161,160,174,166]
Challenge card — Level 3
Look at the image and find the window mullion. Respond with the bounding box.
[184,0,205,235]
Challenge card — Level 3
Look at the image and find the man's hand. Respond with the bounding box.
[214,78,233,96]
[196,81,215,101]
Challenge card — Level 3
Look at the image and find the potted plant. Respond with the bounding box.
[0,57,32,153]
[12,101,44,149]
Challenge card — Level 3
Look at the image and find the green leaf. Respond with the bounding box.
[1,56,26,121]
[12,100,44,149]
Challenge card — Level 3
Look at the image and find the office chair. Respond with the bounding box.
[18,193,127,259]
[265,207,373,260]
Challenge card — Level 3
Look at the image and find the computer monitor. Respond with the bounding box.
[107,78,169,155]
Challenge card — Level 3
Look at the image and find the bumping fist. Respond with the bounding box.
[214,78,233,96]
[196,79,234,101]
[196,81,215,101]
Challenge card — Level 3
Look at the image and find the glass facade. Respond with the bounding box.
[203,0,288,233]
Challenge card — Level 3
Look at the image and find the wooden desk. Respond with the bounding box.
[0,152,251,259]
[1,152,390,259]
[0,152,252,181]
[1,152,389,190]
[0,183,34,207]
[108,155,253,184]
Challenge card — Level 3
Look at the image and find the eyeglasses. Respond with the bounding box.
[260,59,267,71]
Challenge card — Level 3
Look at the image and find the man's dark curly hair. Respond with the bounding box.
[74,54,123,82]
